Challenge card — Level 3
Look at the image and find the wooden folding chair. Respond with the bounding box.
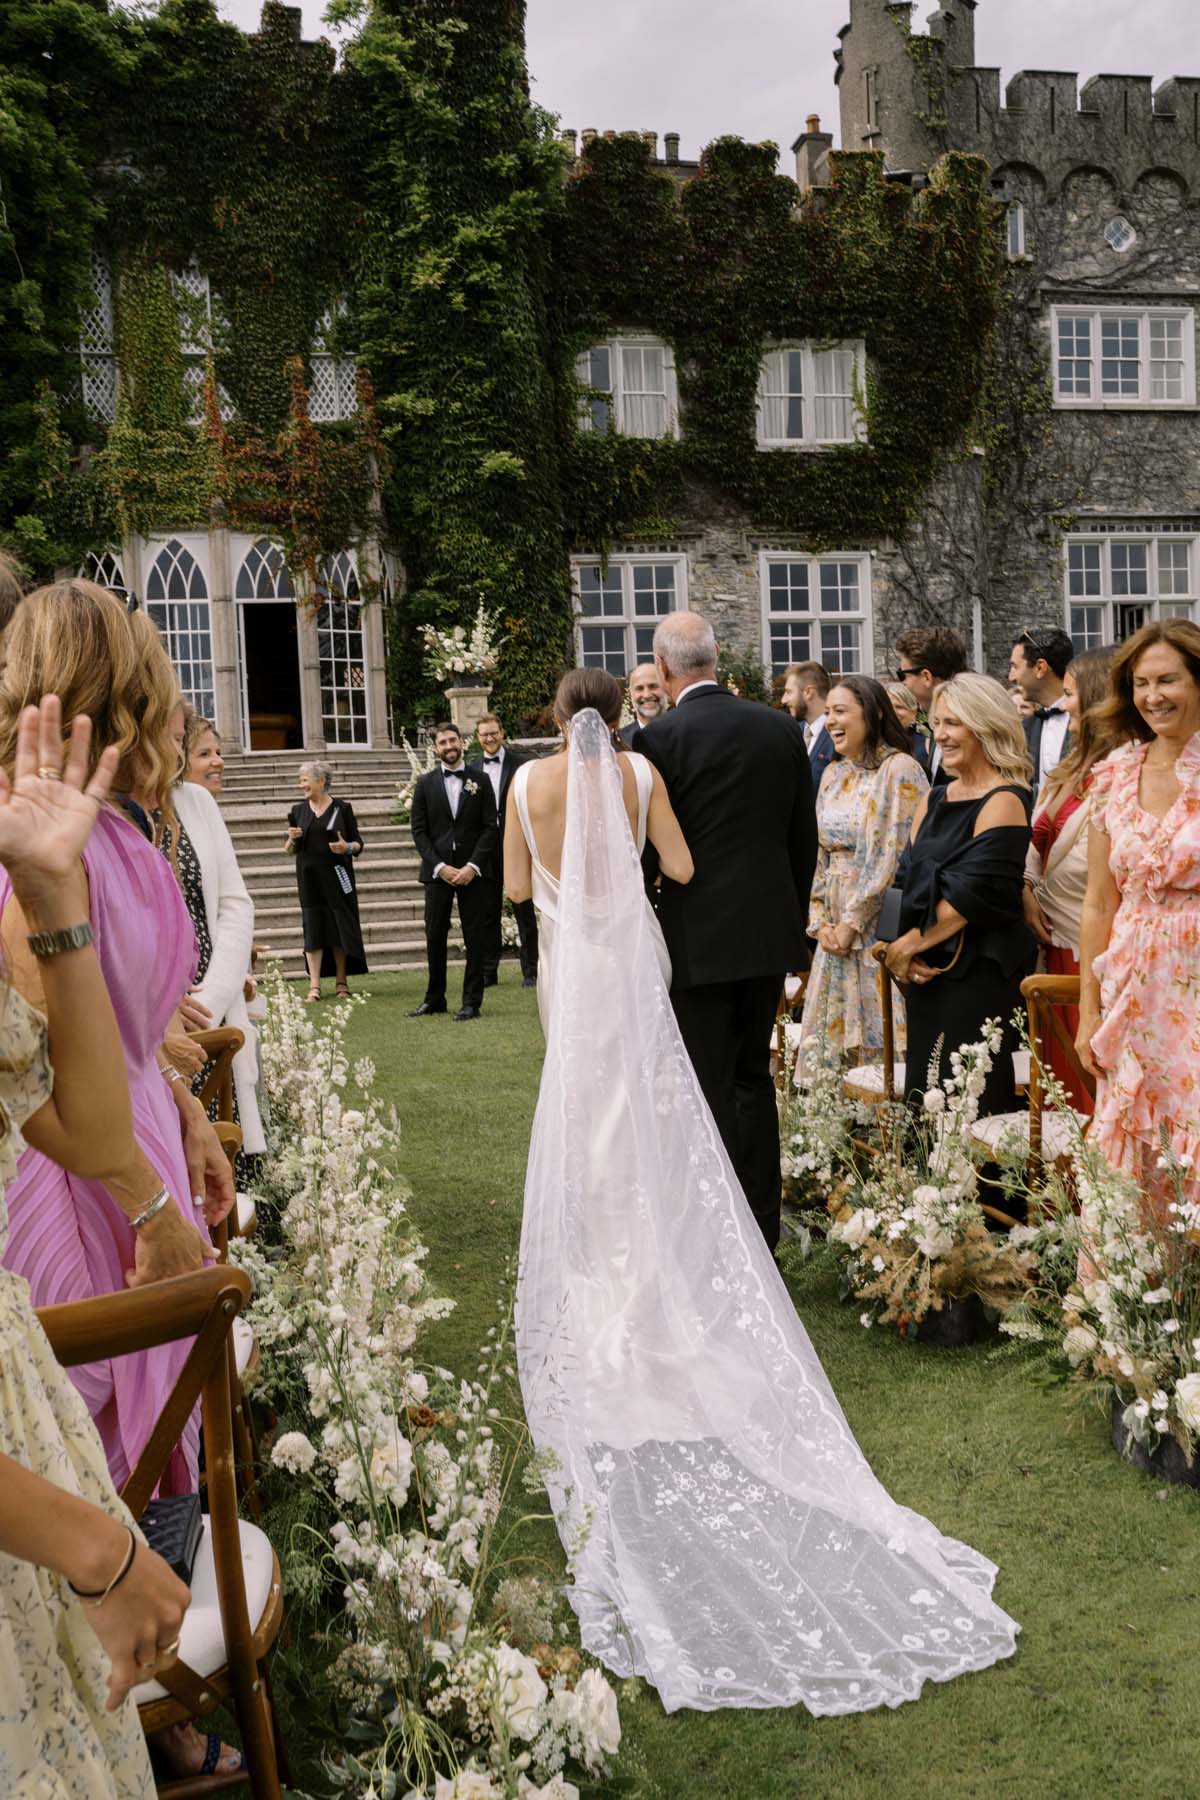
[773,970,808,1095]
[968,974,1095,1182]
[37,1267,285,1799]
[208,1122,264,1522]
[191,1029,245,1127]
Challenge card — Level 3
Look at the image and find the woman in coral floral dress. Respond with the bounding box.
[1077,621,1200,1215]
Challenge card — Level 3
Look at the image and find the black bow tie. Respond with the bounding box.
[444,766,464,777]
[484,755,502,765]
[1035,706,1063,721]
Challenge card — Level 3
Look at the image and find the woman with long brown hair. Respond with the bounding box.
[1021,646,1118,1111]
[1077,619,1200,1216]
[0,581,231,1496]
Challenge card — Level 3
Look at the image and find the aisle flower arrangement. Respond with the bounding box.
[422,603,507,684]
[780,1034,856,1211]
[822,1027,1039,1332]
[236,974,625,1798]
[395,734,439,823]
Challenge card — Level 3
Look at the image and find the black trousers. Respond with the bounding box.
[481,877,539,980]
[422,876,490,1010]
[670,972,785,1252]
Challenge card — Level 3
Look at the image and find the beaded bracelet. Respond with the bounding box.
[68,1524,136,1607]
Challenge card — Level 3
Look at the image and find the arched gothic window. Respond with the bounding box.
[78,550,130,602]
[235,538,294,600]
[316,551,368,745]
[146,538,215,717]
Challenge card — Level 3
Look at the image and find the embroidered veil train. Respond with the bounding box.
[514,707,1019,1716]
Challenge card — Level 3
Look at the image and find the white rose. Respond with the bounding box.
[1175,1373,1200,1433]
[834,1208,876,1249]
[488,1644,547,1741]
[915,1224,954,1260]
[911,1185,941,1210]
[518,1780,580,1800]
[572,1667,621,1765]
[270,1430,317,1474]
[434,1773,503,1800]
[1063,1325,1099,1367]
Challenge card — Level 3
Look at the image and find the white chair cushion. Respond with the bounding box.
[1013,1050,1031,1090]
[234,1192,257,1237]
[968,1109,1085,1160]
[134,1517,276,1705]
[232,1316,255,1380]
[844,1061,906,1100]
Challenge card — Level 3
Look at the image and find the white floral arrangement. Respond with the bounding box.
[1047,1141,1200,1465]
[825,1026,1039,1332]
[234,973,624,1798]
[779,1032,855,1210]
[422,602,507,685]
[500,899,520,949]
[396,734,439,822]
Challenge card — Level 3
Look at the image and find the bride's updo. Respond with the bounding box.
[554,667,623,734]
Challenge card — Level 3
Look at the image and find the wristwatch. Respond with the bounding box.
[26,922,94,958]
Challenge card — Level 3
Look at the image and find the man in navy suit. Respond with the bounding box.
[781,661,836,794]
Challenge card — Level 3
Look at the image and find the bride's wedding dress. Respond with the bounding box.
[513,711,1018,1716]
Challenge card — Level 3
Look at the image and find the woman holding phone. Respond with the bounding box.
[286,760,367,1000]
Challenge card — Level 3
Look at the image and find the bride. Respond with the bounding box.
[504,668,1018,1717]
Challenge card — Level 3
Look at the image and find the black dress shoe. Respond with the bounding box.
[483,972,499,988]
[522,974,538,988]
[406,1002,447,1017]
[453,1006,481,1021]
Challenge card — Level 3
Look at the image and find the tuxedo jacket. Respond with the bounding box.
[635,686,817,989]
[465,747,529,839]
[808,722,836,795]
[1023,708,1064,799]
[410,765,499,885]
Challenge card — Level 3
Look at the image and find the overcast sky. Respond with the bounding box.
[218,0,1195,166]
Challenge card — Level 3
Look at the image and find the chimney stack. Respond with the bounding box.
[641,130,658,157]
[792,113,834,192]
[560,128,578,157]
[581,128,597,150]
[664,131,680,164]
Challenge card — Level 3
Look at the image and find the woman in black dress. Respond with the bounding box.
[884,673,1035,1117]
[286,760,367,1001]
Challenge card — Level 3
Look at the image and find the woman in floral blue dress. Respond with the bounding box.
[798,676,927,1062]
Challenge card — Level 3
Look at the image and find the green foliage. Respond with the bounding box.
[553,136,1000,557]
[346,0,573,728]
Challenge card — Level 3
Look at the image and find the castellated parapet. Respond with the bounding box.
[836,0,1200,197]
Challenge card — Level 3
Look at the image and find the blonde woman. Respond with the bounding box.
[883,673,1035,1116]
[1022,648,1116,1112]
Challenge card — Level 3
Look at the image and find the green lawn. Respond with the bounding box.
[334,968,1200,1800]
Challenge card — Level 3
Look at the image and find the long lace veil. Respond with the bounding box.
[515,708,1018,1714]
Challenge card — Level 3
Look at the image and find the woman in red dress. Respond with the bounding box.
[1022,647,1117,1112]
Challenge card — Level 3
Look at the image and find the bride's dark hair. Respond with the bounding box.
[554,667,623,729]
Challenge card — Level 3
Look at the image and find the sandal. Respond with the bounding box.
[335,982,350,1000]
[305,984,321,1003]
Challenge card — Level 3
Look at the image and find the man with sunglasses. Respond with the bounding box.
[893,625,968,786]
[1007,625,1074,796]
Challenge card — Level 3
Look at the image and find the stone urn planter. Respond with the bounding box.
[1111,1399,1200,1489]
[914,1293,994,1348]
[444,682,493,738]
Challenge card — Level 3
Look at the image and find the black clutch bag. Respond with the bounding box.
[875,885,904,943]
[139,1493,204,1586]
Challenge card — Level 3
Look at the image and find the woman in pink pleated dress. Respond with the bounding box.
[1077,620,1200,1218]
[0,581,232,1494]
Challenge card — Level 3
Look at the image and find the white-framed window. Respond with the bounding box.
[1006,202,1027,260]
[235,536,294,601]
[759,551,873,676]
[145,536,215,716]
[170,263,214,424]
[1051,306,1196,407]
[78,549,130,602]
[755,341,866,448]
[316,550,369,746]
[571,553,686,676]
[309,305,358,423]
[79,250,117,423]
[1064,528,1198,649]
[574,336,679,438]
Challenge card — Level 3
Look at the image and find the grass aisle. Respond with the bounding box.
[343,970,1200,1800]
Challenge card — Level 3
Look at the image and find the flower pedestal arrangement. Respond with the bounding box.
[1112,1398,1200,1489]
[444,681,493,738]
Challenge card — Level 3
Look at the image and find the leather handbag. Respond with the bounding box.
[139,1493,204,1586]
[874,886,963,976]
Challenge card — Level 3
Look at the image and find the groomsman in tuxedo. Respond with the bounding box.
[781,661,836,793]
[407,722,498,1021]
[893,625,969,788]
[618,662,669,747]
[1007,626,1074,799]
[468,713,538,989]
[637,612,817,1253]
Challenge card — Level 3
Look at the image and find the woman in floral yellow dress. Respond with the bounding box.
[0,698,194,1797]
[1078,621,1200,1216]
[798,676,927,1062]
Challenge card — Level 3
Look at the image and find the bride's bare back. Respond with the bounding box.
[504,744,693,899]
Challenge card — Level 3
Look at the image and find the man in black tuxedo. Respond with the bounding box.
[407,721,498,1021]
[894,625,969,788]
[781,660,836,793]
[1007,626,1074,800]
[635,612,818,1252]
[467,713,538,989]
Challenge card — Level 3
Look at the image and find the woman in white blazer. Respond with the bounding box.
[173,762,266,1156]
